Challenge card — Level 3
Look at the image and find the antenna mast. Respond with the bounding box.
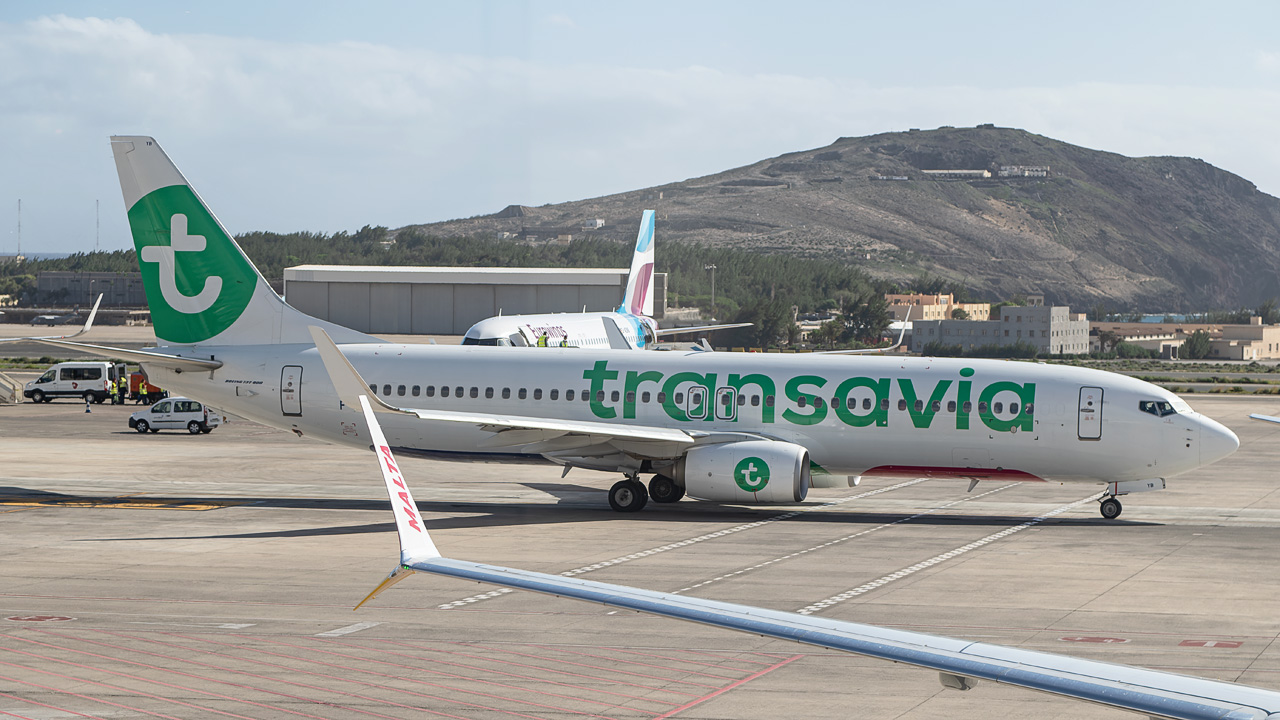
[16,199,20,256]
[95,199,100,252]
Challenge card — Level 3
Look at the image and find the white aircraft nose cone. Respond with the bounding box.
[1199,415,1240,465]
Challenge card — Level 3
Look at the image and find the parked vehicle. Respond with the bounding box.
[128,372,168,404]
[128,397,223,434]
[24,361,128,403]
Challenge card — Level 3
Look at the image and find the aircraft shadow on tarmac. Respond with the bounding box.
[0,483,1148,543]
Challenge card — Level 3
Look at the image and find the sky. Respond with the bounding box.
[4,1,1280,254]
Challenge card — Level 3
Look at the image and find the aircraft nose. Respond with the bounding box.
[1199,415,1240,466]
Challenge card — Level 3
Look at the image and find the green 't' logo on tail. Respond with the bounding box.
[129,185,256,344]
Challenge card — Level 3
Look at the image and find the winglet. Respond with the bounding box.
[351,392,441,609]
[308,326,411,416]
[0,293,103,344]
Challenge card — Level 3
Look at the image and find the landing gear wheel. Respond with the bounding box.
[608,479,649,512]
[1099,496,1122,520]
[134,420,149,434]
[649,475,685,503]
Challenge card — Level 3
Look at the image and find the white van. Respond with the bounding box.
[128,397,222,434]
[24,361,128,404]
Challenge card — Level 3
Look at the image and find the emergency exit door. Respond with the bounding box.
[1078,386,1102,440]
[686,386,708,420]
[281,365,303,417]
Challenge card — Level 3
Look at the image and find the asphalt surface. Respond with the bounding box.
[4,394,1280,719]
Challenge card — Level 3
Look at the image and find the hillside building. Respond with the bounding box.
[921,169,991,179]
[912,304,1089,355]
[885,293,990,322]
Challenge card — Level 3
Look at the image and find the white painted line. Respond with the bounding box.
[315,621,383,637]
[673,482,1016,595]
[796,493,1102,615]
[128,621,256,629]
[438,478,929,610]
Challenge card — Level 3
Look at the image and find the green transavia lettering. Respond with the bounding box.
[585,361,1035,433]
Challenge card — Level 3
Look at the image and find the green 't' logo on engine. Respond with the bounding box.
[734,456,770,492]
[129,185,256,344]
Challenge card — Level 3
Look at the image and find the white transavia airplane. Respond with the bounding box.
[30,136,1239,519]
[461,208,750,349]
[340,379,1280,720]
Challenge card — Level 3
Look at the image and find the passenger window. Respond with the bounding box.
[368,383,376,393]
[470,387,478,399]
[797,396,807,408]
[737,395,746,406]
[642,391,651,403]
[658,392,667,403]
[831,397,841,409]
[596,390,605,402]
[441,386,450,398]
[534,389,543,400]
[751,395,760,407]
[550,389,559,400]
[963,401,972,413]
[412,385,420,397]
[610,390,620,402]
[426,386,436,397]
[382,384,391,396]
[914,400,923,412]
[152,401,171,413]
[765,395,774,407]
[519,388,527,399]
[995,402,1004,413]
[675,392,684,404]
[1009,402,1020,415]
[898,399,907,411]
[1024,403,1034,416]
[454,386,463,397]
[978,401,988,413]
[814,397,824,409]
[582,390,590,402]
[502,388,511,399]
[863,398,872,410]
[628,391,636,403]
[880,398,890,410]
[947,401,956,413]
[565,389,574,401]
[397,385,406,396]
[931,401,941,412]
[485,387,494,399]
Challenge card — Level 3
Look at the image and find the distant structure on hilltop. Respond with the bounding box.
[885,293,990,322]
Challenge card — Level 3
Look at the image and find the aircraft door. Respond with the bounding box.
[281,365,303,417]
[714,387,737,421]
[1078,386,1102,440]
[686,386,709,420]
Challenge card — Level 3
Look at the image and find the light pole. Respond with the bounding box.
[704,264,716,320]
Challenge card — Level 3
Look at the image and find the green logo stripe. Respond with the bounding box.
[128,185,256,343]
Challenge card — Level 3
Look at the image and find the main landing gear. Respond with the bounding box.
[609,476,649,512]
[1099,496,1123,520]
[648,475,685,504]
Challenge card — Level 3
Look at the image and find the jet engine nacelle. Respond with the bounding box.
[671,440,810,504]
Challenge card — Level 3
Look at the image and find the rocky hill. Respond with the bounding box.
[398,127,1280,311]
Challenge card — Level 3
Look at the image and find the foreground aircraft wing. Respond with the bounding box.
[309,327,693,447]
[0,293,102,343]
[5,337,223,371]
[1249,414,1280,425]
[351,400,1280,720]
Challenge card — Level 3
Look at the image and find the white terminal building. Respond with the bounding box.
[911,304,1090,355]
[284,265,666,335]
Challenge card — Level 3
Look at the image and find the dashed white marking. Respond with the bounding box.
[438,478,929,609]
[128,621,256,629]
[673,483,1015,594]
[315,621,383,637]
[796,493,1102,615]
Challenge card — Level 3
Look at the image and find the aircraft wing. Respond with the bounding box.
[309,326,694,448]
[655,322,752,336]
[350,397,1280,720]
[0,293,102,343]
[1249,414,1280,425]
[9,338,224,371]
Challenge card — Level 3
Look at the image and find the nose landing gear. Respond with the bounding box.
[1099,496,1123,520]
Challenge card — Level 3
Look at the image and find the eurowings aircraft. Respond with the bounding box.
[345,385,1280,720]
[461,209,750,349]
[32,136,1239,519]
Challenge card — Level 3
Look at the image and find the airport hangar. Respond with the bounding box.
[283,265,668,335]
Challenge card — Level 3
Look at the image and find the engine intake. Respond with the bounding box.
[670,440,810,504]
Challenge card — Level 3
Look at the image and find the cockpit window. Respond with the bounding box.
[1139,400,1177,417]
[461,337,502,346]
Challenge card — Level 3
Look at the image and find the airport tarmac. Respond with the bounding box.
[4,394,1280,719]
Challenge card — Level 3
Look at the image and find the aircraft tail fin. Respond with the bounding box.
[110,136,376,346]
[620,210,655,317]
